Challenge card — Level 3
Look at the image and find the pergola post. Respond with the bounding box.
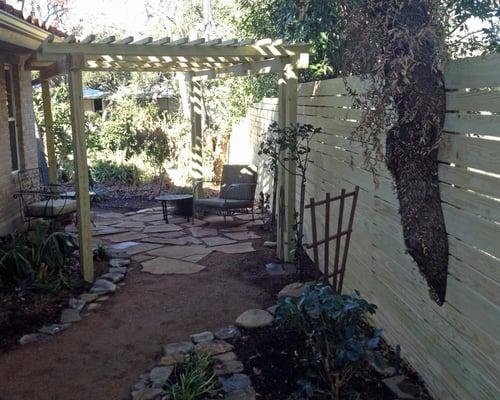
[277,68,298,262]
[277,73,287,260]
[190,79,203,188]
[67,54,94,283]
[284,68,298,262]
[41,79,57,186]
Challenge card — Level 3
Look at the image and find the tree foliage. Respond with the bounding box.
[238,0,499,83]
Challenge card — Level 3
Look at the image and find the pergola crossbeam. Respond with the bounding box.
[33,34,310,281]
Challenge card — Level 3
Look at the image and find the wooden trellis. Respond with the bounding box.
[306,186,359,293]
[26,34,311,282]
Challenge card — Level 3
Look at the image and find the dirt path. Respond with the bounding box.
[0,242,286,400]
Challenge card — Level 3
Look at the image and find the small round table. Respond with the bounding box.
[155,194,193,223]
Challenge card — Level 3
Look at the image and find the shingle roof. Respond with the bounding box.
[0,1,66,37]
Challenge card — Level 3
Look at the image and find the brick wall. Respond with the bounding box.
[0,61,39,236]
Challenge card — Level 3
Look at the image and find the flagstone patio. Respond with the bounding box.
[88,208,262,276]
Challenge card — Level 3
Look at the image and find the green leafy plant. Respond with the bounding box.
[94,244,108,261]
[259,122,320,270]
[276,283,383,399]
[0,221,78,293]
[90,160,144,185]
[168,353,217,400]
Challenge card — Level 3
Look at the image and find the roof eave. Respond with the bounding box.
[0,10,62,51]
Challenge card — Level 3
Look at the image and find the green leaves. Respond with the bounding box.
[168,353,217,400]
[0,221,77,293]
[276,283,382,398]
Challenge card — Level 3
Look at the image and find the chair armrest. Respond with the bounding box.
[193,180,221,199]
[224,183,257,200]
[14,189,65,201]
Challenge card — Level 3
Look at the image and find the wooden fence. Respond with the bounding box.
[240,53,500,400]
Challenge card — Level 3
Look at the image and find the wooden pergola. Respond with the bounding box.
[28,34,311,282]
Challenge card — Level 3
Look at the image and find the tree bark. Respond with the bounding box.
[385,1,448,305]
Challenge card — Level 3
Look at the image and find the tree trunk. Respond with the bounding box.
[385,1,448,305]
[296,174,307,274]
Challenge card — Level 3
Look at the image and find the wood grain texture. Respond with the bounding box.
[243,62,500,400]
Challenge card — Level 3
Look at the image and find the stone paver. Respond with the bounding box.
[214,326,241,340]
[150,231,187,239]
[277,282,305,298]
[147,244,213,261]
[109,241,141,250]
[143,225,183,234]
[106,232,147,243]
[189,227,218,238]
[90,279,117,295]
[203,215,234,223]
[110,258,130,267]
[201,236,237,247]
[131,253,154,263]
[224,231,261,241]
[141,257,206,275]
[214,351,238,362]
[194,340,234,356]
[190,331,214,344]
[220,374,252,393]
[101,271,125,283]
[130,213,164,223]
[215,360,244,376]
[163,341,194,356]
[211,242,255,254]
[235,309,274,329]
[126,243,163,255]
[112,221,145,229]
[141,237,189,245]
[95,212,124,219]
[149,366,173,388]
[92,227,128,236]
[60,308,81,324]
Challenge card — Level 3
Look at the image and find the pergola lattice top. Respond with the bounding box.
[32,33,309,283]
[29,34,311,80]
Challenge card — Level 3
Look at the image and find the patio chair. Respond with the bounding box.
[14,168,77,228]
[193,164,258,223]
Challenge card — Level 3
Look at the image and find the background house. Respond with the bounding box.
[0,2,64,235]
[83,88,106,114]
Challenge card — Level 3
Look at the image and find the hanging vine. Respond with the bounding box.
[339,0,449,305]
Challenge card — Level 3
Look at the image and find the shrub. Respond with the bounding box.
[276,283,383,399]
[168,352,217,400]
[90,160,143,185]
[0,221,78,293]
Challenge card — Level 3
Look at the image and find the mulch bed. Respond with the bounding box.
[230,324,434,400]
[0,258,108,354]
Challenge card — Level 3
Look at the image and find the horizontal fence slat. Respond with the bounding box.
[298,76,369,97]
[243,59,500,400]
[438,163,500,199]
[446,90,500,113]
[445,53,500,89]
[444,113,500,137]
[440,183,500,223]
[438,133,500,174]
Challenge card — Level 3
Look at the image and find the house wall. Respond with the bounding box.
[234,53,500,400]
[0,61,39,236]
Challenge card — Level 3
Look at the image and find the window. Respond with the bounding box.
[5,68,19,171]
[94,98,103,113]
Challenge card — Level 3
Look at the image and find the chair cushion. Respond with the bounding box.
[60,191,97,199]
[25,199,77,218]
[194,198,253,209]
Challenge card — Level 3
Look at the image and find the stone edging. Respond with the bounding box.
[19,249,131,345]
